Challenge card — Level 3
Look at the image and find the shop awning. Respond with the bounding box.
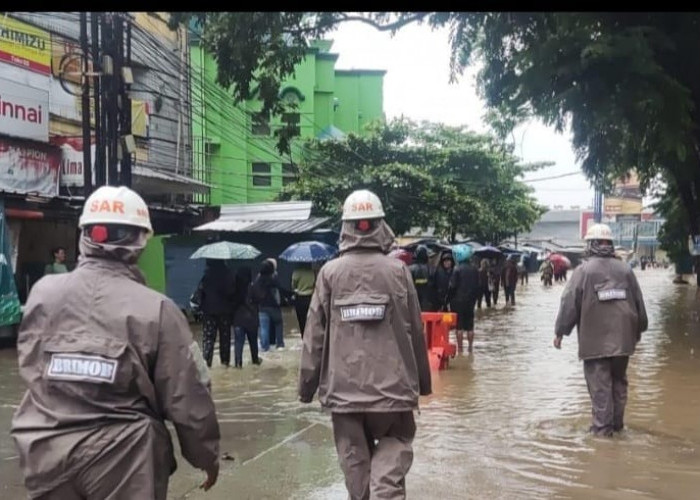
[132,166,209,195]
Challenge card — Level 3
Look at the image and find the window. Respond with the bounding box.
[282,163,298,186]
[282,112,301,137]
[252,162,271,187]
[252,112,271,136]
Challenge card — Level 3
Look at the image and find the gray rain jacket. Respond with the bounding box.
[298,219,432,412]
[11,232,220,497]
[555,255,648,360]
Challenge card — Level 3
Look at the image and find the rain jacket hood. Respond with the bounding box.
[338,219,395,255]
[415,246,429,264]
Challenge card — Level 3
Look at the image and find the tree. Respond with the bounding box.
[279,118,545,240]
[169,12,700,242]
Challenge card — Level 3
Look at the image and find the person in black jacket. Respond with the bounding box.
[449,249,480,352]
[199,259,236,367]
[408,245,432,311]
[253,259,285,351]
[232,266,263,368]
[431,251,455,311]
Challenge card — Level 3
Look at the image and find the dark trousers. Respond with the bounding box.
[520,272,528,285]
[491,284,500,305]
[202,314,231,367]
[295,295,312,338]
[584,356,630,436]
[477,286,491,308]
[331,412,416,500]
[234,326,260,366]
[504,285,516,305]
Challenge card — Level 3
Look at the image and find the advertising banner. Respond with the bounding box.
[0,76,49,142]
[50,136,95,187]
[0,137,60,196]
[604,171,644,215]
[0,16,51,75]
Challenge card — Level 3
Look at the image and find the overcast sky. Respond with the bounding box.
[328,21,596,210]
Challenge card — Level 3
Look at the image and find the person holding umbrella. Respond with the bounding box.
[198,259,236,368]
[292,264,315,338]
[280,241,337,338]
[190,241,262,366]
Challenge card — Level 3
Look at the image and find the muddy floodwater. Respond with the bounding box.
[1,269,699,499]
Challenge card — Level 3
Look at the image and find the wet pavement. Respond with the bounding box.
[1,268,699,499]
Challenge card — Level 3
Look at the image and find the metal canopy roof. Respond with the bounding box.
[194,201,329,233]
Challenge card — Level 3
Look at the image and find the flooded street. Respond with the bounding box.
[1,269,699,499]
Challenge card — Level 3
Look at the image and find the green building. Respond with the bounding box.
[189,37,386,205]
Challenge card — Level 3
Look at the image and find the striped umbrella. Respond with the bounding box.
[190,241,261,260]
[279,241,337,263]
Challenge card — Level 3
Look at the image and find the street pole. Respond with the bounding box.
[103,14,119,186]
[79,12,93,195]
[91,12,105,188]
[593,177,603,223]
[121,17,132,187]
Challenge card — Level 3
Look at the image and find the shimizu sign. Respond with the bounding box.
[0,16,51,75]
[0,76,48,142]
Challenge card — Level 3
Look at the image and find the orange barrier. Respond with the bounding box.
[421,312,457,371]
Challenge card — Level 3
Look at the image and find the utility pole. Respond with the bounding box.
[91,12,105,188]
[102,14,119,186]
[593,177,603,223]
[120,17,133,187]
[79,12,93,195]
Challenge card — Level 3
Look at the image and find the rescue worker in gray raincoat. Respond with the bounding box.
[11,186,221,499]
[554,223,648,437]
[299,189,432,500]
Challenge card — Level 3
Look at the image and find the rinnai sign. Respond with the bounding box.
[50,136,96,187]
[0,77,48,142]
[0,16,51,75]
[0,137,60,196]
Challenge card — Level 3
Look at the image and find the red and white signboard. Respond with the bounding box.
[0,76,48,142]
[50,136,96,187]
[0,137,60,196]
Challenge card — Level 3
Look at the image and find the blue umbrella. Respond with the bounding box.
[279,241,337,263]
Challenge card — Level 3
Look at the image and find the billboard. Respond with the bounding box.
[0,16,51,75]
[0,137,60,196]
[604,171,644,215]
[0,76,49,142]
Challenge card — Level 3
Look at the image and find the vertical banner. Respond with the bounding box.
[0,199,22,326]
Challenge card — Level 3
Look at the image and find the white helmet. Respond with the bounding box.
[79,186,153,233]
[342,189,385,221]
[584,223,613,241]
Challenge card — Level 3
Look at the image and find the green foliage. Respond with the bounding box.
[168,12,700,239]
[278,118,545,240]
